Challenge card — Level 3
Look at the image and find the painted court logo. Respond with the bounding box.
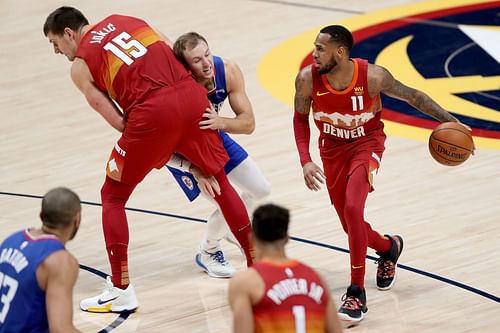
[258,0,500,150]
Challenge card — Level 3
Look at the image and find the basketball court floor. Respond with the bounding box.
[0,0,499,332]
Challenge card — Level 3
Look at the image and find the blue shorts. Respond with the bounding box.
[167,130,248,201]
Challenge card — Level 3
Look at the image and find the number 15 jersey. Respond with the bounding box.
[75,14,191,115]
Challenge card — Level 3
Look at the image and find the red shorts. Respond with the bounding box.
[105,78,228,185]
[320,123,386,198]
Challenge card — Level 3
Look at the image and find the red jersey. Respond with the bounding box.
[311,58,382,142]
[75,15,191,114]
[252,260,328,333]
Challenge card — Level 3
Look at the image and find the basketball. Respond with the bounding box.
[428,122,473,166]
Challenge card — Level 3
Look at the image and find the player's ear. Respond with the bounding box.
[64,27,74,39]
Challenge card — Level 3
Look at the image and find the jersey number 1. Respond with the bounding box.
[103,32,148,65]
[292,305,306,333]
[0,272,19,323]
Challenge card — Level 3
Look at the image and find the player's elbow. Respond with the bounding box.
[246,121,255,134]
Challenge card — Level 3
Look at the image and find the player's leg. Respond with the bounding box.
[81,90,181,313]
[362,154,403,291]
[228,156,271,203]
[336,165,370,323]
[211,169,253,266]
[196,196,238,278]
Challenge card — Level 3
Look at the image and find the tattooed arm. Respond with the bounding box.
[368,64,459,123]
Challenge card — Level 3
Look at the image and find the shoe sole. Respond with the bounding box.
[81,305,138,313]
[337,312,364,325]
[194,253,234,278]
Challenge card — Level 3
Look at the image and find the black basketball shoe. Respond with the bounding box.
[376,235,404,290]
[337,284,367,324]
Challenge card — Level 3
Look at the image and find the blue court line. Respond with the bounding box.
[1,190,498,332]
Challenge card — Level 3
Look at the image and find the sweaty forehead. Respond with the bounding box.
[185,42,209,59]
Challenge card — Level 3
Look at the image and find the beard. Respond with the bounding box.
[317,57,337,75]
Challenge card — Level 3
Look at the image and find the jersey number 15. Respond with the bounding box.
[103,32,148,65]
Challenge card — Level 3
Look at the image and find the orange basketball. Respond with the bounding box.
[428,122,473,166]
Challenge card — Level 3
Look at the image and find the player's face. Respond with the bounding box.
[183,41,214,80]
[47,29,78,62]
[313,33,341,74]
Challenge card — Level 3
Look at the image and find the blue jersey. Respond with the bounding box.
[0,230,65,333]
[168,55,248,201]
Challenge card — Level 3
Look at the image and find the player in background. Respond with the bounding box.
[0,187,82,333]
[228,203,344,333]
[43,6,253,313]
[167,32,271,278]
[293,25,469,323]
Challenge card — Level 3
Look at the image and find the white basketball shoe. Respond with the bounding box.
[80,276,138,313]
[195,247,236,278]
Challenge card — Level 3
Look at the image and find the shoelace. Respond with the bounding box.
[340,294,362,311]
[375,258,395,278]
[210,251,228,265]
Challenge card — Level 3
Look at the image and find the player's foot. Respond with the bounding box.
[376,234,404,290]
[80,276,138,313]
[195,247,236,278]
[337,284,367,324]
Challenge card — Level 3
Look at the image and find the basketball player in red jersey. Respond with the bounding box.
[293,25,467,324]
[43,6,253,312]
[229,204,344,333]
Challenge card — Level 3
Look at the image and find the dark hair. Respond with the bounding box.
[41,187,81,229]
[173,32,209,66]
[319,25,354,52]
[252,204,289,242]
[43,6,89,36]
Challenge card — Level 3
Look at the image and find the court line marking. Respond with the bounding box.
[1,190,498,332]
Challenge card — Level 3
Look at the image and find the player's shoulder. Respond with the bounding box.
[297,64,313,79]
[221,58,242,78]
[367,63,391,82]
[230,267,261,289]
[45,249,78,272]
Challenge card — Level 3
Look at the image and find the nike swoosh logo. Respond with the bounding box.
[316,91,330,96]
[97,296,119,305]
[351,265,364,269]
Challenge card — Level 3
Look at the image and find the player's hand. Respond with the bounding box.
[190,165,221,197]
[199,105,225,130]
[302,161,325,191]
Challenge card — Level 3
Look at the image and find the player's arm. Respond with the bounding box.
[199,60,255,134]
[228,271,255,333]
[370,64,459,123]
[293,66,325,191]
[71,58,125,132]
[43,251,81,333]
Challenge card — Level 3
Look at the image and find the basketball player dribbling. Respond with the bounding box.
[43,6,254,313]
[228,204,344,333]
[293,25,471,324]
